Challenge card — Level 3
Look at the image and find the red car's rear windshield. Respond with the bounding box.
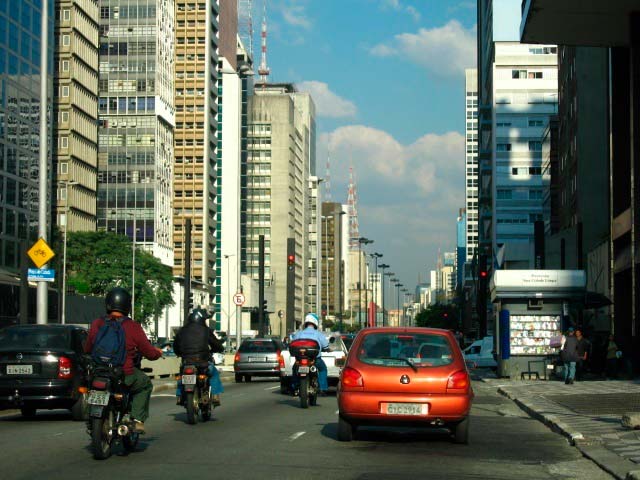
[357,332,454,368]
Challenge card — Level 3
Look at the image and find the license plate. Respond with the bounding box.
[383,403,428,416]
[87,390,110,406]
[182,374,196,385]
[7,365,33,375]
[298,366,310,373]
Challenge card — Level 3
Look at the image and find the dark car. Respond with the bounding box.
[234,338,285,382]
[341,334,356,351]
[0,324,89,419]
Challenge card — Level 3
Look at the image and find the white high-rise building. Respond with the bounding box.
[465,69,478,262]
[491,42,558,268]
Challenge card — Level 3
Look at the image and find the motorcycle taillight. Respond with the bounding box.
[183,367,195,375]
[92,379,107,390]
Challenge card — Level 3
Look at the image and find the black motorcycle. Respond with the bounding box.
[179,363,212,424]
[86,364,152,460]
[289,339,321,409]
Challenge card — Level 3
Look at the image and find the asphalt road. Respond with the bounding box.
[0,379,612,480]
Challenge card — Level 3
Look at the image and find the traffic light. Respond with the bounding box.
[262,299,268,314]
[287,254,295,271]
[250,307,259,329]
[188,292,194,310]
[479,270,488,279]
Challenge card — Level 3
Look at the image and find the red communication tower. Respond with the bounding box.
[258,0,270,82]
[348,166,360,251]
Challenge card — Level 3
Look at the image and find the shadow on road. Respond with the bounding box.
[320,422,453,444]
[0,410,74,422]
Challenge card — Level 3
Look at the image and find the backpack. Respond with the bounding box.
[91,316,127,366]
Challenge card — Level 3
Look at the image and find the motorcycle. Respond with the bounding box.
[85,364,153,460]
[289,339,321,409]
[179,363,212,424]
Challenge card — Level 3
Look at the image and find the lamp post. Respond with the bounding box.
[357,237,373,329]
[395,282,403,327]
[378,263,389,326]
[223,254,236,346]
[370,253,383,326]
[113,209,137,321]
[59,180,78,324]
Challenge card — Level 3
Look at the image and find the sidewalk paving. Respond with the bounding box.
[482,374,640,480]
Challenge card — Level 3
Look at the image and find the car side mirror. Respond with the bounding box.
[329,337,336,344]
[465,360,477,370]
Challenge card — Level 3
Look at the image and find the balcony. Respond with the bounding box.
[521,0,637,47]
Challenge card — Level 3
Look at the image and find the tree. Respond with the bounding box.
[415,304,458,330]
[65,231,175,325]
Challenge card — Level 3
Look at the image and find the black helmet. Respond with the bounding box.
[188,308,210,325]
[105,287,132,315]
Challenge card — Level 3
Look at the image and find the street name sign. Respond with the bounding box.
[27,238,55,268]
[28,268,55,282]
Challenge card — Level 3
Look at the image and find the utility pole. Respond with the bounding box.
[36,0,49,324]
[258,235,265,337]
[286,237,295,333]
[183,218,192,324]
[379,264,389,326]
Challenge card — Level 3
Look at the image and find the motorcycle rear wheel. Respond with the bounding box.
[309,376,318,406]
[186,391,198,425]
[201,402,212,421]
[91,410,113,460]
[299,377,309,409]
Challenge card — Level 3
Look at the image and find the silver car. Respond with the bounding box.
[234,338,285,382]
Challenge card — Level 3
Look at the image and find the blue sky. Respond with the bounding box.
[260,0,477,289]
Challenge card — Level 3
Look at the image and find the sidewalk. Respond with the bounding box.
[483,374,640,479]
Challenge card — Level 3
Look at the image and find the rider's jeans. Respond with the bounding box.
[176,362,224,397]
[292,357,328,392]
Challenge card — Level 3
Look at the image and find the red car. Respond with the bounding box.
[337,327,474,444]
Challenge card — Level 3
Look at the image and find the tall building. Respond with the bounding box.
[54,0,99,233]
[0,1,54,313]
[247,83,315,334]
[97,0,175,266]
[172,0,220,292]
[464,69,478,263]
[520,0,640,366]
[456,208,466,288]
[320,201,343,320]
[307,176,320,317]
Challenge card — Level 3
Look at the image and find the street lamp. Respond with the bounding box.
[59,180,78,324]
[223,254,236,348]
[370,253,383,326]
[395,282,403,327]
[357,237,373,329]
[378,263,390,326]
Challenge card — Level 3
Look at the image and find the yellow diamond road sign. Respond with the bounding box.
[27,238,55,269]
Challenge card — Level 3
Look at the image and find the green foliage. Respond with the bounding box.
[65,231,175,325]
[414,304,458,330]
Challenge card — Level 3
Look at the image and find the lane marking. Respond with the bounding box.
[152,394,177,398]
[335,410,339,415]
[264,386,279,391]
[288,431,306,442]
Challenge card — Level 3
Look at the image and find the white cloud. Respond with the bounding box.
[296,81,357,118]
[319,125,465,278]
[370,20,476,77]
[275,1,312,30]
[380,0,421,21]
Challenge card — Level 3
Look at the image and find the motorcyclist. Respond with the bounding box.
[173,308,225,406]
[291,313,330,396]
[84,287,163,434]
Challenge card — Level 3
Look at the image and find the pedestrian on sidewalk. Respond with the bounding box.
[605,334,619,379]
[575,328,590,381]
[561,327,579,384]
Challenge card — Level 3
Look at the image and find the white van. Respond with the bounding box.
[463,336,497,368]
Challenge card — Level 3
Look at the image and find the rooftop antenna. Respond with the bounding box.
[348,160,360,251]
[258,0,270,83]
[238,0,254,59]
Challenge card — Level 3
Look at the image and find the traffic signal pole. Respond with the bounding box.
[183,218,192,324]
[258,235,265,337]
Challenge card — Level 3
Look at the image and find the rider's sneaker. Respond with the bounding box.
[132,420,145,434]
[212,394,221,406]
[176,396,183,406]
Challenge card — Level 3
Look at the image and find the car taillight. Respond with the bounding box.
[57,356,73,379]
[183,367,195,375]
[447,370,470,392]
[234,353,241,363]
[341,367,364,390]
[278,351,285,369]
[92,379,107,390]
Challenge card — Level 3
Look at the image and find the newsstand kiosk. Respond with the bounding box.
[490,270,586,380]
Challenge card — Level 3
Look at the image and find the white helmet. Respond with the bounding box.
[304,313,319,329]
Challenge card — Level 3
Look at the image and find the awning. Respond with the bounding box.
[583,291,613,310]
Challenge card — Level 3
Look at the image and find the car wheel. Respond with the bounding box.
[280,378,289,394]
[453,417,469,445]
[20,407,36,418]
[235,373,243,383]
[337,416,354,442]
[71,393,88,421]
[244,375,252,382]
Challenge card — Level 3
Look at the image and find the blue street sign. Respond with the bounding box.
[27,268,55,282]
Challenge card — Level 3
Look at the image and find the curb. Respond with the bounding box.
[498,387,637,480]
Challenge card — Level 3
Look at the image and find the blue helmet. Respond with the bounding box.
[304,313,319,329]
